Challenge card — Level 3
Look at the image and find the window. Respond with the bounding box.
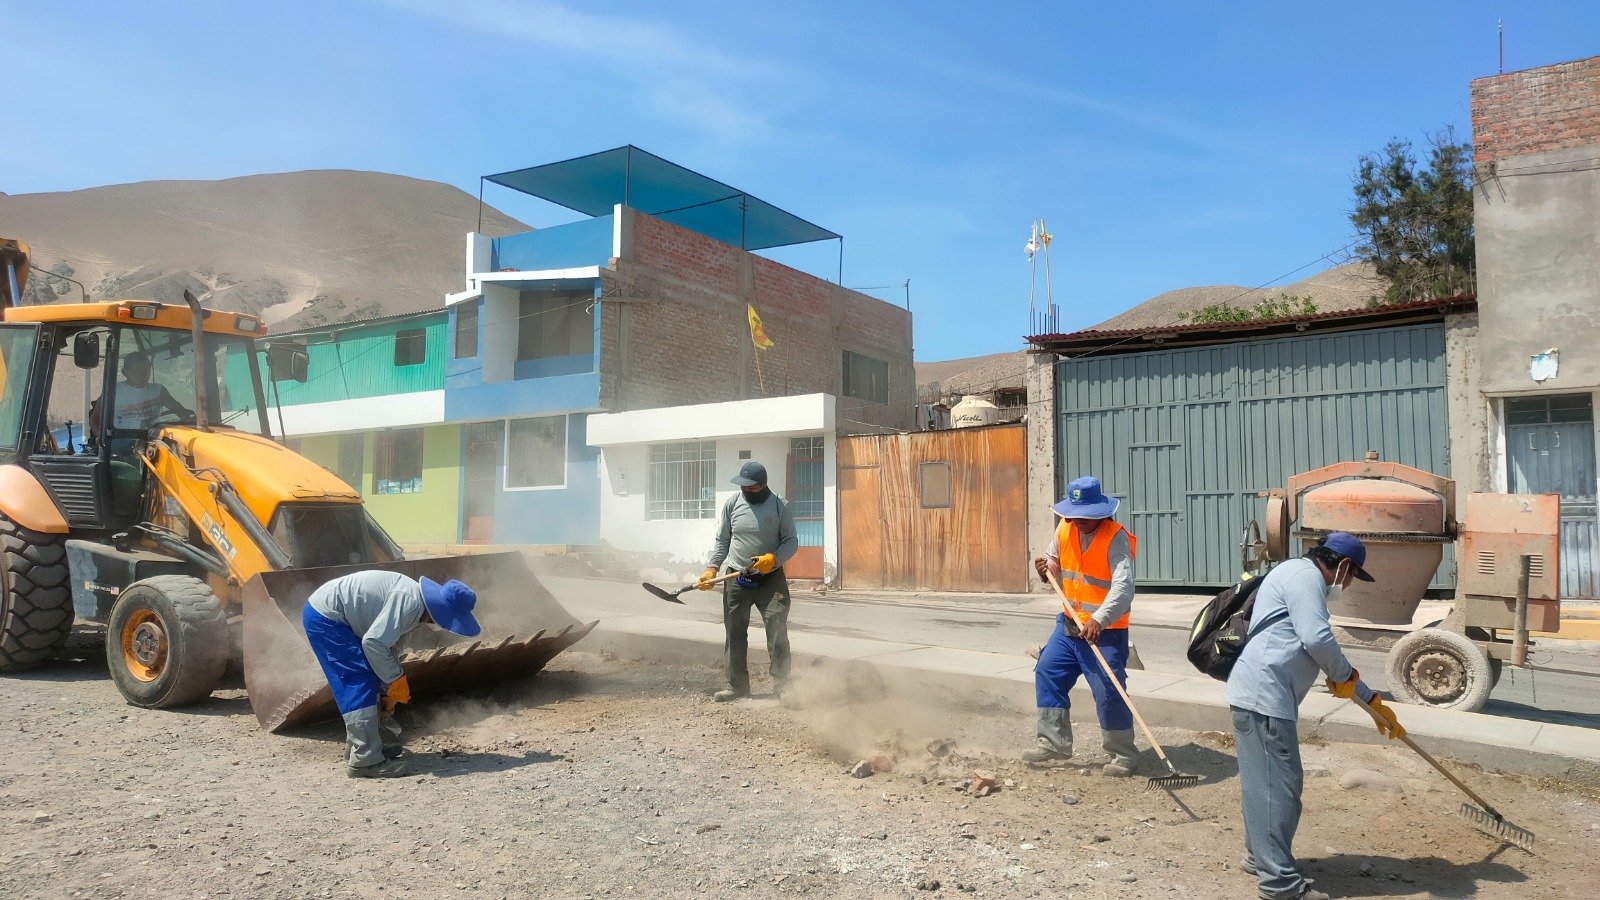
[843,350,889,404]
[337,433,364,494]
[919,461,952,509]
[0,325,39,450]
[453,300,479,359]
[374,429,423,494]
[647,442,717,520]
[394,328,426,366]
[505,415,567,489]
[517,290,594,361]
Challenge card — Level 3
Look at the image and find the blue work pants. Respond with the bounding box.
[1034,613,1132,731]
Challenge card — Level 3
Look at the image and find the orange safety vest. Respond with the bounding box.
[1056,519,1137,630]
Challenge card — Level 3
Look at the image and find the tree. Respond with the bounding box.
[1350,130,1475,303]
[1183,293,1319,325]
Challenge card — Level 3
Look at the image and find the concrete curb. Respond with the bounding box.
[579,613,1600,789]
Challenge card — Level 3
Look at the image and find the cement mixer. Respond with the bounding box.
[1250,452,1565,713]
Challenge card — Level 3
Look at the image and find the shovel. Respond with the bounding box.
[1045,571,1200,791]
[641,568,749,605]
[1347,696,1535,850]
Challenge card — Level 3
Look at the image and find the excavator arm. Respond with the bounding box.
[1,238,29,305]
[137,437,289,587]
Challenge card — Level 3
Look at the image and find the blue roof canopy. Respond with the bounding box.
[485,146,841,252]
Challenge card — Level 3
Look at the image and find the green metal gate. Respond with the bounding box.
[1056,323,1452,588]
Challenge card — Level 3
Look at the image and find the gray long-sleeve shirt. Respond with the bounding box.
[1225,558,1369,721]
[307,570,426,685]
[1048,526,1134,627]
[706,493,799,572]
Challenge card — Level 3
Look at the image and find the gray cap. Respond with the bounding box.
[731,461,768,486]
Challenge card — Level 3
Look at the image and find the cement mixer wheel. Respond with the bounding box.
[1386,628,1494,713]
[106,576,228,709]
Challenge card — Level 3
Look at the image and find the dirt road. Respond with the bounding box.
[3,631,1597,899]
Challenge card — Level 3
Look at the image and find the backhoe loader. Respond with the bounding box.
[0,238,593,730]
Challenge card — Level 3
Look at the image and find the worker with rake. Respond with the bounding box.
[302,571,481,778]
[698,461,799,702]
[1025,476,1142,776]
[1226,533,1406,900]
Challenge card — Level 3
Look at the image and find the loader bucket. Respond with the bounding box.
[240,552,597,732]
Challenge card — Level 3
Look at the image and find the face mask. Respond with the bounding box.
[1326,559,1351,604]
[742,486,772,505]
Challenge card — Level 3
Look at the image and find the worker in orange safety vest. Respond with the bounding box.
[1024,475,1143,775]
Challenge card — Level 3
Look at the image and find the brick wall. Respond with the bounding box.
[598,209,915,433]
[1471,55,1600,165]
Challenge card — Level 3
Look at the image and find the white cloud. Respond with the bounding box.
[371,0,794,141]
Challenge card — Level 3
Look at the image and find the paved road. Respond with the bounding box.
[551,576,1600,729]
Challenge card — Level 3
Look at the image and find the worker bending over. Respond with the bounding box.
[698,461,799,702]
[1026,476,1142,776]
[1226,533,1406,900]
[302,570,481,778]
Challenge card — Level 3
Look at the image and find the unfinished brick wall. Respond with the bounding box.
[598,209,915,432]
[1471,55,1600,165]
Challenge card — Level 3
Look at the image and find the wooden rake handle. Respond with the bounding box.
[1045,570,1175,764]
[1347,696,1501,815]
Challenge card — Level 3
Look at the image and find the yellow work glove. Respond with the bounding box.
[1367,696,1406,741]
[1326,669,1360,700]
[386,674,412,705]
[751,554,777,575]
[696,568,718,590]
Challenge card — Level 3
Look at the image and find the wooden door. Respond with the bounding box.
[839,462,885,588]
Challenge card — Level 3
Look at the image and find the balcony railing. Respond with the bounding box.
[490,215,614,273]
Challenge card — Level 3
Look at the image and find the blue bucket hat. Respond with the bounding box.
[1052,476,1119,520]
[1320,532,1376,582]
[419,577,482,636]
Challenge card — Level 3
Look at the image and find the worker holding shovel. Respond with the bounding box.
[698,461,799,702]
[301,570,482,778]
[1226,532,1405,900]
[1024,476,1143,777]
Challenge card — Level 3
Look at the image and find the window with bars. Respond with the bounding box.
[394,328,427,366]
[647,442,717,520]
[843,350,889,404]
[453,300,479,359]
[374,429,423,494]
[505,415,567,489]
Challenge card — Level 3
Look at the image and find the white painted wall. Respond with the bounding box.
[588,394,838,579]
[277,390,444,437]
[481,282,519,383]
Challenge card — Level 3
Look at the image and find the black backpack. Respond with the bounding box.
[1186,573,1287,682]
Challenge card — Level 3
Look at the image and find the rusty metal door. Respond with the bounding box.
[1505,394,1598,600]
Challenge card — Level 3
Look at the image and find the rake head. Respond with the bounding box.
[1458,802,1535,851]
[1145,765,1201,791]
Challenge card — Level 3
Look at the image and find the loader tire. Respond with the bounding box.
[107,576,228,708]
[0,515,74,673]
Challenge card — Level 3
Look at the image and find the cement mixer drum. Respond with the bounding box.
[1288,455,1455,627]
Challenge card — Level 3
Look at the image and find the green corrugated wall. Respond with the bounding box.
[231,313,448,408]
[1055,323,1452,588]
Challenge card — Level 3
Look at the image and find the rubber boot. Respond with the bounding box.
[380,714,405,760]
[1101,728,1139,776]
[1023,708,1073,763]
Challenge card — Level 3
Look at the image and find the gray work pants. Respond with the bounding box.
[723,571,791,693]
[343,706,386,769]
[1231,706,1308,899]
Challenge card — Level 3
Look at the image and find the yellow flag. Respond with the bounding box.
[747,304,774,350]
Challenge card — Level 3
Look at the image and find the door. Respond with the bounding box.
[463,422,500,544]
[1506,394,1599,599]
[1127,443,1186,582]
[785,436,826,579]
[838,465,884,588]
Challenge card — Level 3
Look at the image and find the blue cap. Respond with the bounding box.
[1321,532,1376,582]
[731,461,768,486]
[419,577,482,636]
[1051,476,1120,520]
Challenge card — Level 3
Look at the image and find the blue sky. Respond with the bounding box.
[6,1,1598,360]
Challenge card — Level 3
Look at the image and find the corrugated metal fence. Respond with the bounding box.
[1056,323,1454,588]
